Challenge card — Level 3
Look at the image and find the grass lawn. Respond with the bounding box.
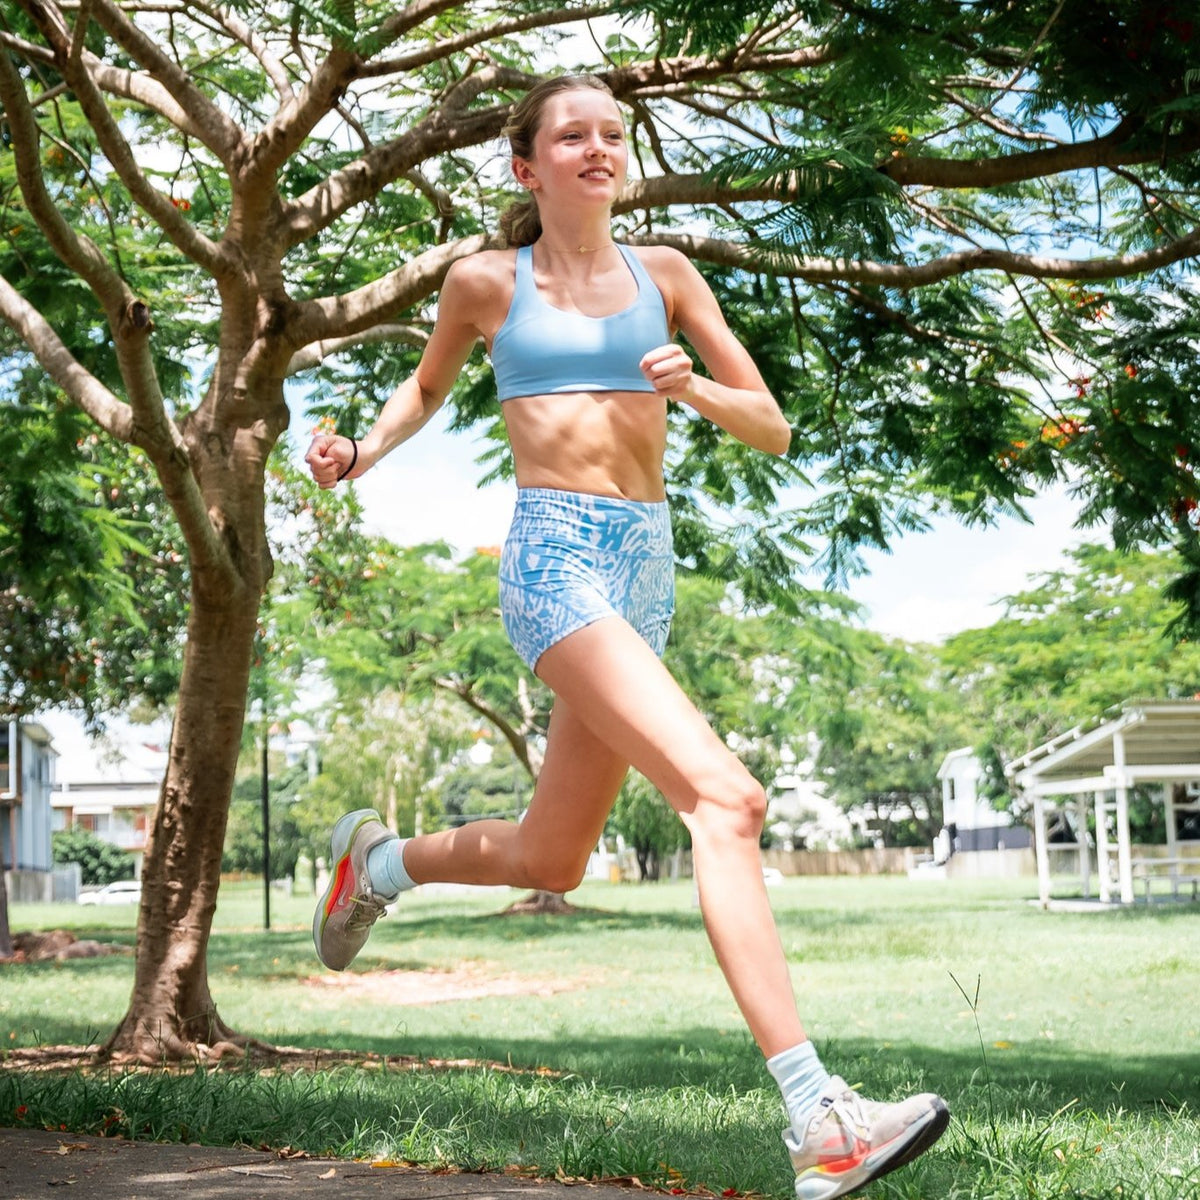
[1,875,1198,1198]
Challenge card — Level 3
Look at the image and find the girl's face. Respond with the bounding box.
[513,89,628,208]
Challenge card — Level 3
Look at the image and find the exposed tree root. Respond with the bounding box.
[4,930,132,962]
[1,1043,558,1076]
[500,890,581,916]
[98,1005,278,1066]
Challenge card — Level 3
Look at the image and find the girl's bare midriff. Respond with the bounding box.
[501,389,669,501]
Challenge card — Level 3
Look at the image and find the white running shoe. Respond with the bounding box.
[785,1077,949,1199]
[312,808,397,971]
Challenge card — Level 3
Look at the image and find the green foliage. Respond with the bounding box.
[7,0,1199,630]
[439,756,530,824]
[51,826,135,887]
[616,0,826,57]
[291,691,472,855]
[607,773,689,880]
[810,631,970,845]
[222,760,310,879]
[0,401,187,722]
[610,0,1200,605]
[942,543,1200,774]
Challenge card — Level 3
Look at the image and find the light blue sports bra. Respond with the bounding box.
[490,243,671,401]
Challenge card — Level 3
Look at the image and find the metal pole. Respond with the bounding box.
[261,719,271,931]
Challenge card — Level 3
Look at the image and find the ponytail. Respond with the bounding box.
[499,196,542,248]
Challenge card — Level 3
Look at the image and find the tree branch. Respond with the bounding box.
[236,0,465,179]
[289,235,491,345]
[629,226,1200,287]
[0,49,130,314]
[281,108,507,247]
[16,4,232,275]
[603,43,838,94]
[881,119,1200,188]
[186,0,294,105]
[86,59,211,140]
[369,0,466,54]
[282,43,838,247]
[0,275,133,441]
[359,4,613,78]
[1,22,232,588]
[0,56,178,471]
[242,47,357,186]
[434,677,535,779]
[49,0,245,165]
[614,173,827,213]
[3,24,288,144]
[941,87,1062,145]
[68,0,93,63]
[285,324,429,375]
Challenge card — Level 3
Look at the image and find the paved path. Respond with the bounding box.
[0,1128,643,1200]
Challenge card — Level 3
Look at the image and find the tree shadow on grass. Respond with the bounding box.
[253,1026,1200,1115]
[2,1023,1194,1129]
[2,1018,1194,1200]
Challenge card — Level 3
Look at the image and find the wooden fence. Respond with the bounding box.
[761,846,922,877]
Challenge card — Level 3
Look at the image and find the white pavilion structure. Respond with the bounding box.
[1008,699,1200,907]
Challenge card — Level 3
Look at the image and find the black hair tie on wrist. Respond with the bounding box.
[336,436,358,482]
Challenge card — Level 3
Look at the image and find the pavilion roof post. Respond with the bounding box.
[1075,795,1092,900]
[1112,731,1135,904]
[1032,792,1051,909]
[1165,782,1180,862]
[1094,790,1112,903]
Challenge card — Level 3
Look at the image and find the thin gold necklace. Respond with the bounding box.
[539,241,616,255]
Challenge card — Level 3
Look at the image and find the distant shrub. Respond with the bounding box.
[52,827,135,887]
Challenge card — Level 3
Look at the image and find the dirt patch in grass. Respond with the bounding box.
[302,962,580,1006]
[3,930,132,962]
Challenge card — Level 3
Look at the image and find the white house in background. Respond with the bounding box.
[1,719,59,900]
[42,711,169,878]
[280,718,321,780]
[935,746,1031,860]
[769,740,865,850]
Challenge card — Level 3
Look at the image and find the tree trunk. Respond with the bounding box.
[635,844,660,881]
[101,590,268,1062]
[98,366,285,1062]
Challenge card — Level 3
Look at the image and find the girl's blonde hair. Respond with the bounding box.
[499,75,615,248]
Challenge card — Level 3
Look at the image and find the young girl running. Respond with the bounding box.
[305,74,948,1200]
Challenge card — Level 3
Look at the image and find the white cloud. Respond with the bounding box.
[846,487,1089,641]
[352,407,516,551]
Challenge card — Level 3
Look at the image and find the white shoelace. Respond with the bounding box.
[825,1086,871,1137]
[344,891,387,932]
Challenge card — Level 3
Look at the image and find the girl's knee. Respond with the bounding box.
[519,855,588,894]
[512,832,590,893]
[684,758,767,840]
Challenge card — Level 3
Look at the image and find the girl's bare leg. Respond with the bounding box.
[402,615,804,1056]
[402,696,630,893]
[533,618,806,1058]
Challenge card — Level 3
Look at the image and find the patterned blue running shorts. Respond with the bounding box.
[499,487,675,673]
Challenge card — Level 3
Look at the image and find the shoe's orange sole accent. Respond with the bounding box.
[812,1152,868,1178]
[325,854,353,918]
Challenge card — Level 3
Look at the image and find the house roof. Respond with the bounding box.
[1009,699,1200,793]
[936,745,976,780]
[38,710,168,789]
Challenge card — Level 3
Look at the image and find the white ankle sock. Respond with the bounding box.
[365,837,416,899]
[767,1040,833,1128]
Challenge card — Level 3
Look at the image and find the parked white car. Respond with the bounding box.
[77,880,142,906]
